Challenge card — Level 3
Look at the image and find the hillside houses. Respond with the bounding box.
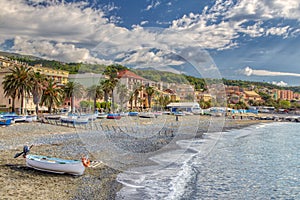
[0,55,299,114]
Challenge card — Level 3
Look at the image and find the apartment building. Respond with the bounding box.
[0,57,69,113]
[277,90,294,101]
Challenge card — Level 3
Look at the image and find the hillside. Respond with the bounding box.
[1,51,299,92]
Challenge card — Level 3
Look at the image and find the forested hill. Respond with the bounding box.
[1,51,299,93]
[0,51,107,74]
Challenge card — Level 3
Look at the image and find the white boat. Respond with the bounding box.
[25,115,37,122]
[81,113,98,120]
[120,112,129,117]
[0,112,26,123]
[12,116,27,123]
[60,115,89,124]
[26,154,88,175]
[97,113,108,119]
[139,112,156,118]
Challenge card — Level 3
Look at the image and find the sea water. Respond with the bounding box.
[116,122,300,199]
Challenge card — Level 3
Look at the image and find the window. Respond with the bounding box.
[9,99,11,104]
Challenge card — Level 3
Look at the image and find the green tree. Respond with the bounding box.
[158,95,171,109]
[86,84,104,112]
[133,83,143,109]
[79,100,94,109]
[100,79,114,112]
[2,65,32,114]
[128,91,135,110]
[145,86,155,109]
[2,73,17,112]
[29,72,47,116]
[63,81,85,113]
[102,65,120,112]
[40,79,63,113]
[116,83,129,111]
[279,100,291,109]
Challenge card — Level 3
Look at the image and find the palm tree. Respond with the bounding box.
[29,72,47,116]
[100,79,114,112]
[153,90,161,111]
[103,65,119,112]
[40,79,63,113]
[63,81,85,113]
[86,84,104,112]
[2,65,32,114]
[145,86,155,109]
[133,83,143,109]
[128,91,135,110]
[2,74,17,113]
[116,83,128,111]
[158,95,170,109]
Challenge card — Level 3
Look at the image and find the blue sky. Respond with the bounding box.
[0,0,300,85]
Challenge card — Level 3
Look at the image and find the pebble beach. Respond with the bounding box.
[0,115,272,200]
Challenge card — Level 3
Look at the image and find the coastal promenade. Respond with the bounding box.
[0,114,297,199]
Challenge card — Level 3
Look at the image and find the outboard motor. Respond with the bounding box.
[14,145,33,158]
[22,145,31,157]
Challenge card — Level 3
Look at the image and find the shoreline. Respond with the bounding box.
[0,116,278,199]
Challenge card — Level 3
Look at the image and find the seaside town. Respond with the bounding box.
[1,55,299,123]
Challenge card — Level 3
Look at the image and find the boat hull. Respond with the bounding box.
[128,112,139,116]
[0,118,12,125]
[97,113,108,119]
[107,114,121,119]
[26,155,85,175]
[139,113,155,118]
[60,116,89,124]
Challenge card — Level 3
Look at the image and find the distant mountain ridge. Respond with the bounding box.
[0,51,43,61]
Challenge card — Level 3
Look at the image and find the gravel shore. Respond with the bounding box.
[0,116,272,199]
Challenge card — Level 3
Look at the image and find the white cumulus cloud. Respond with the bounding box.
[0,0,299,67]
[271,81,288,87]
[241,66,300,77]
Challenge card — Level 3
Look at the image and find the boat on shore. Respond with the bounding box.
[0,112,26,123]
[107,113,121,119]
[0,117,12,126]
[14,145,89,175]
[97,112,108,119]
[25,115,37,122]
[139,112,156,118]
[26,154,88,175]
[128,112,139,116]
[44,113,64,120]
[120,112,129,117]
[60,115,89,124]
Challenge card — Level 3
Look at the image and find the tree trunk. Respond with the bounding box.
[93,97,97,112]
[35,104,39,117]
[20,94,24,115]
[12,97,15,112]
[148,96,151,109]
[71,96,75,113]
[49,99,53,113]
[111,89,114,112]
